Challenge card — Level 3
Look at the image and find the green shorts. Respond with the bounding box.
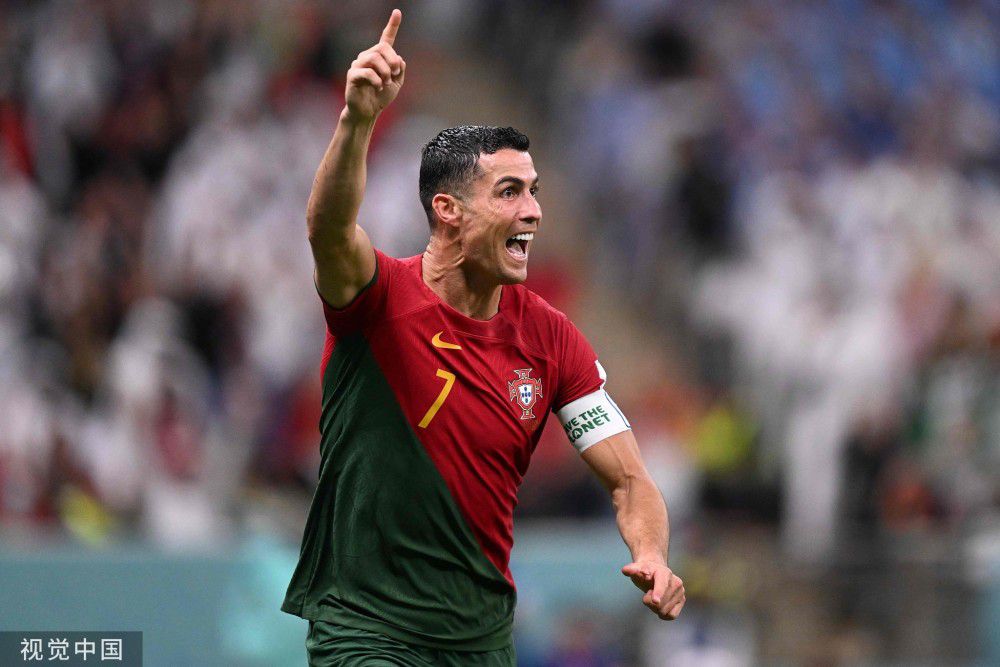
[305,620,516,667]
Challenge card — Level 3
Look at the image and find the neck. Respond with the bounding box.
[423,235,502,320]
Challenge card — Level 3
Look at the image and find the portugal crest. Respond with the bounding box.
[508,368,543,420]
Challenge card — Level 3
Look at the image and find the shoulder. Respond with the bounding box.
[372,251,434,318]
[505,284,577,345]
[506,285,602,404]
[374,249,417,275]
[374,250,422,286]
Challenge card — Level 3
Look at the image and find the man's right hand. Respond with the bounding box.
[345,9,405,123]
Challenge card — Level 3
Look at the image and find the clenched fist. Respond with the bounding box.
[345,9,406,123]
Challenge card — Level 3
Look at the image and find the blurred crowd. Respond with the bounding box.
[2,0,360,544]
[1,0,998,662]
[2,0,999,598]
[536,0,1000,562]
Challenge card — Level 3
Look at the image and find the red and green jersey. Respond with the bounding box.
[281,250,604,651]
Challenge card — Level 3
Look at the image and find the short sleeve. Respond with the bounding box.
[553,317,605,410]
[319,249,395,335]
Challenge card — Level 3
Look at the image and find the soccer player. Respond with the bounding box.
[282,10,685,666]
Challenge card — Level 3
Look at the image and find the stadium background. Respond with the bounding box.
[1,0,998,664]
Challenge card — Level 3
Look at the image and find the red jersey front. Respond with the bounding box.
[325,250,603,581]
[283,249,604,650]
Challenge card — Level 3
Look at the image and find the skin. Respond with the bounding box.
[306,9,684,622]
[423,148,541,319]
[583,431,686,620]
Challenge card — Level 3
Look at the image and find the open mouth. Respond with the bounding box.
[505,232,533,261]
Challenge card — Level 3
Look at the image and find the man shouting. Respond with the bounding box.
[282,10,685,666]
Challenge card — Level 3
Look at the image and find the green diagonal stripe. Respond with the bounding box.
[282,334,514,651]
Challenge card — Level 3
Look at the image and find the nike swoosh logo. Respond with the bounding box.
[431,331,462,350]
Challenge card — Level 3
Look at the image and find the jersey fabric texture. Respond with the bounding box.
[306,620,516,667]
[282,250,604,651]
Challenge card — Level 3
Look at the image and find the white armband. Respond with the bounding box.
[557,389,631,453]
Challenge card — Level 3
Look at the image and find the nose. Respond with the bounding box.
[520,192,541,225]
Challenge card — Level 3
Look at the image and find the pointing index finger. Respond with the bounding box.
[380,9,402,46]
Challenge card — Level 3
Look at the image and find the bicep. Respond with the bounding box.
[581,430,648,494]
[312,224,376,308]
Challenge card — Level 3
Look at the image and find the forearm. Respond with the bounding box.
[612,472,670,565]
[306,108,377,249]
[305,11,402,306]
[582,422,684,618]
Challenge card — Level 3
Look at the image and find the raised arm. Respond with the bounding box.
[307,9,406,307]
[582,430,686,620]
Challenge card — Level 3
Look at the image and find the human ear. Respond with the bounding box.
[431,193,462,230]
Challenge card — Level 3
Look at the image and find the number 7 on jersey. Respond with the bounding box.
[418,369,456,428]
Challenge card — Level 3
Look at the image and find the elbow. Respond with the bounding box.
[305,194,332,244]
[306,208,351,252]
[306,209,323,246]
[306,213,336,253]
[306,219,322,249]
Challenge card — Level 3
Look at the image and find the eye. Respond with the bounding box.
[529,186,539,197]
[501,187,516,199]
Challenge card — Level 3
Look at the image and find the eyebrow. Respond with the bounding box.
[493,176,540,188]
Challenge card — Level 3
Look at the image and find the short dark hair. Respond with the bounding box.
[419,125,530,224]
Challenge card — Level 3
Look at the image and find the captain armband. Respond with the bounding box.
[557,389,631,453]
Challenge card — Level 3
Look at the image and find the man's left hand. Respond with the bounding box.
[622,561,685,620]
